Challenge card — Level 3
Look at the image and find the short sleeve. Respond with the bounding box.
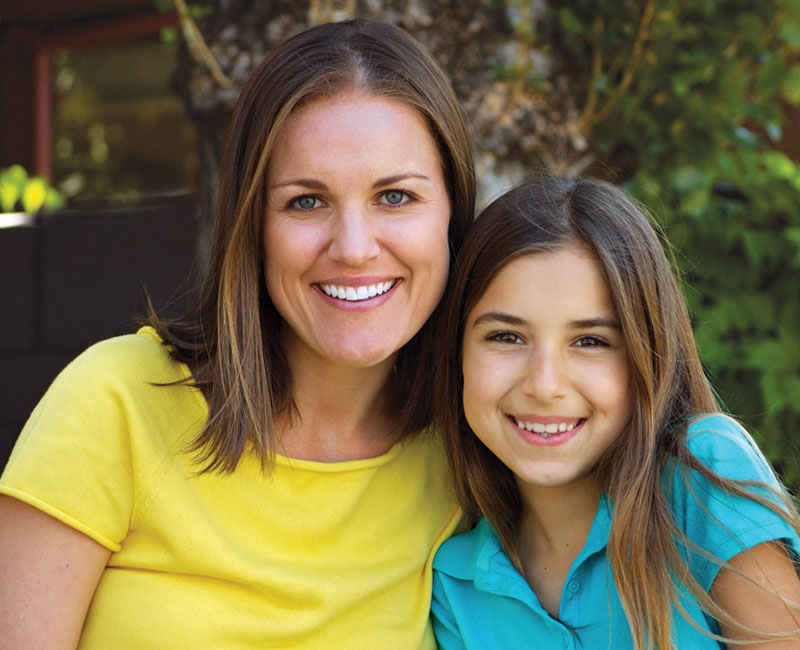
[431,570,468,650]
[670,414,800,591]
[0,335,164,551]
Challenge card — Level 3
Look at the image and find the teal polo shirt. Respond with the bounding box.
[432,415,800,649]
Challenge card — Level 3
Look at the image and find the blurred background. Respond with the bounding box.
[1,0,799,487]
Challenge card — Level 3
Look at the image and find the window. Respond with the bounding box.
[13,11,200,205]
[53,37,198,203]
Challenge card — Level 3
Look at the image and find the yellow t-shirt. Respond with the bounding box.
[1,327,462,648]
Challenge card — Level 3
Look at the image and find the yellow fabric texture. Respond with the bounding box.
[1,327,462,649]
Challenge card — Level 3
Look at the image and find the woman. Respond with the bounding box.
[0,19,475,649]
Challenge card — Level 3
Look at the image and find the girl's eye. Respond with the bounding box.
[574,335,607,348]
[380,189,411,206]
[488,331,524,345]
[291,195,320,210]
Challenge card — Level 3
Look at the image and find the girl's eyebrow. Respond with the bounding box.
[471,311,527,327]
[571,317,620,330]
[471,311,619,330]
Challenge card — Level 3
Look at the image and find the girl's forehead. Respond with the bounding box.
[473,247,611,311]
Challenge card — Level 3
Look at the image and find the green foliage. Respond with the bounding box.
[632,148,800,486]
[543,0,800,487]
[0,165,65,214]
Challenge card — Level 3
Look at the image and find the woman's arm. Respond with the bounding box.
[0,495,111,650]
[711,540,800,649]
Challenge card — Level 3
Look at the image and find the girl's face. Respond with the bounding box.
[461,244,633,497]
[263,92,452,371]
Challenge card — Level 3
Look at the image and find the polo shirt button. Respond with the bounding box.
[562,633,570,648]
[567,579,579,593]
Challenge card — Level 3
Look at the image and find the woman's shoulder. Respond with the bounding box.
[19,326,205,453]
[63,326,189,385]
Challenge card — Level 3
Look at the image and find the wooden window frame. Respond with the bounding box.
[27,11,179,179]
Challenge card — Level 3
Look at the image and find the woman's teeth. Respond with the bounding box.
[319,279,396,302]
[514,418,579,437]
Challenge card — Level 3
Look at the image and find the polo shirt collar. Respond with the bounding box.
[443,495,614,605]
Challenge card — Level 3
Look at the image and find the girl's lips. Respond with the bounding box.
[508,415,586,447]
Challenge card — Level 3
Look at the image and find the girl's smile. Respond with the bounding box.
[507,415,584,447]
[461,244,633,493]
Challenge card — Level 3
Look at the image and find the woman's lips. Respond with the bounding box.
[318,278,397,302]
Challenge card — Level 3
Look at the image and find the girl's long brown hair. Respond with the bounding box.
[434,176,800,649]
[148,19,475,473]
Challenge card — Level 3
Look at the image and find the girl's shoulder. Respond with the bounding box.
[683,413,778,485]
[669,413,799,591]
[687,412,754,445]
[434,518,502,580]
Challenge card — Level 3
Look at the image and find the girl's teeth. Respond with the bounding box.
[515,418,578,437]
[320,280,396,301]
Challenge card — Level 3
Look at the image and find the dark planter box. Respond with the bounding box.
[0,197,201,467]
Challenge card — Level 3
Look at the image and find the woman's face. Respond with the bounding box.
[263,92,452,371]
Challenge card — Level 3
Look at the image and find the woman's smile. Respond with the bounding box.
[317,278,398,303]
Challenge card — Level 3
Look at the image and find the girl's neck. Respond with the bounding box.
[515,476,601,617]
[275,336,400,463]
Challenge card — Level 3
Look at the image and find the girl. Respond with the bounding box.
[432,176,800,649]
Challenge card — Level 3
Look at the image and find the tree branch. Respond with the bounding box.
[578,16,604,129]
[172,0,233,89]
[578,0,656,129]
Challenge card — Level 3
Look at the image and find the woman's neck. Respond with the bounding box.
[515,477,601,617]
[275,337,400,463]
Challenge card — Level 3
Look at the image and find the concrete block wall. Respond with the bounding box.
[0,198,201,466]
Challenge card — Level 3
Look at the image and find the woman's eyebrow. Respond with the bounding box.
[373,173,430,187]
[269,173,430,191]
[269,178,327,190]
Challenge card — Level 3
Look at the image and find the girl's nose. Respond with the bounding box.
[521,348,568,402]
[327,206,381,266]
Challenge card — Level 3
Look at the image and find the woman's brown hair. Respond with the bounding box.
[434,175,800,649]
[148,19,475,473]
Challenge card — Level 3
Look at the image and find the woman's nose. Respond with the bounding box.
[327,207,381,266]
[521,348,568,402]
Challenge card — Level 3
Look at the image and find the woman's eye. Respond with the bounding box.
[488,331,523,345]
[574,335,607,348]
[291,195,320,210]
[381,190,410,206]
